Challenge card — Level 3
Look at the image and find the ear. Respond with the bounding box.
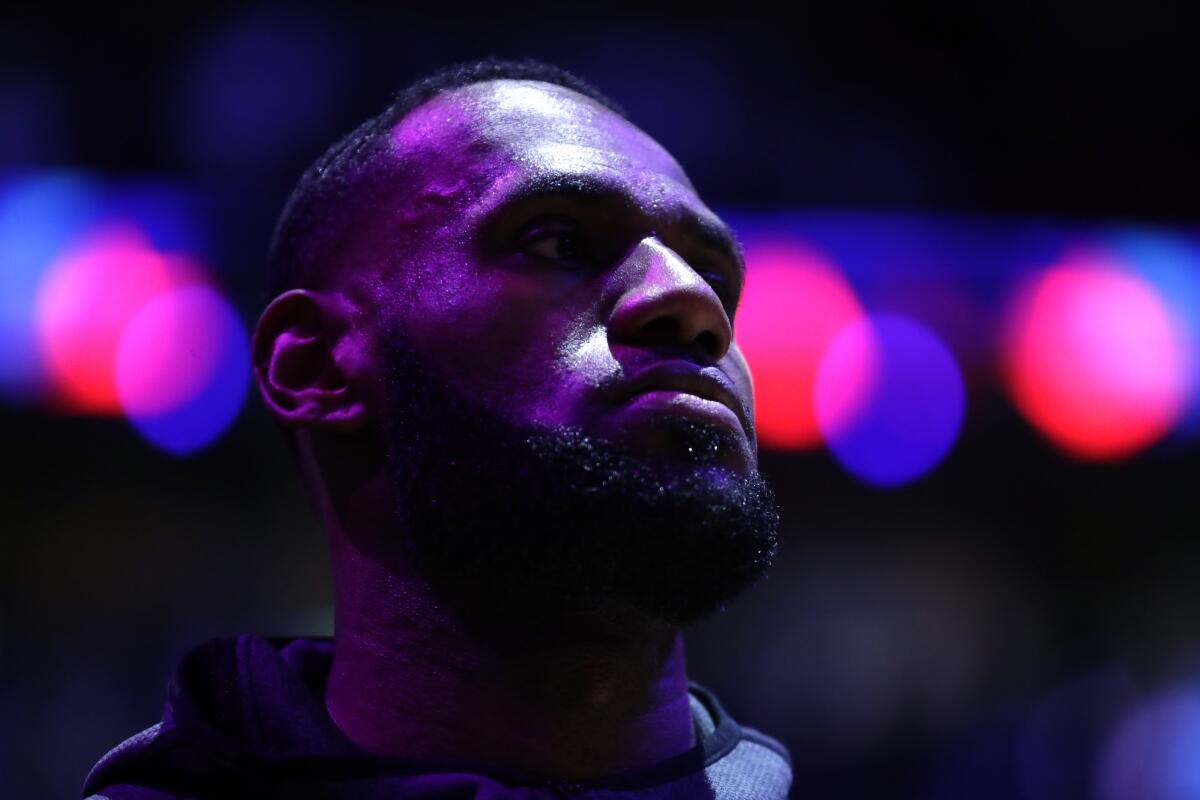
[252,289,369,433]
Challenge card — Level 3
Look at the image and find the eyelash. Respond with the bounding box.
[522,227,594,266]
[518,223,737,314]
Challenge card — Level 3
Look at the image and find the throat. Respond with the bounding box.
[323,556,696,781]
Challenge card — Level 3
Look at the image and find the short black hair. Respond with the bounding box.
[266,58,626,301]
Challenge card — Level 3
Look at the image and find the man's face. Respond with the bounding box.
[371,79,756,472]
[345,80,777,631]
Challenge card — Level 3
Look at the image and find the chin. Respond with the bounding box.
[598,415,757,475]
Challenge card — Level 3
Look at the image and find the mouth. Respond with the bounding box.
[614,361,751,436]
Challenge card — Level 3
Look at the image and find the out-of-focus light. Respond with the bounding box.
[176,12,347,171]
[115,285,249,455]
[106,182,208,258]
[1001,255,1192,460]
[0,173,100,400]
[1106,231,1200,437]
[1098,683,1200,800]
[815,313,965,487]
[574,35,742,168]
[928,716,1026,800]
[0,76,66,166]
[1,172,208,407]
[734,241,865,450]
[34,229,180,413]
[1016,669,1139,800]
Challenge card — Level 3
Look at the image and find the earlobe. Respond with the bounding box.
[252,289,369,433]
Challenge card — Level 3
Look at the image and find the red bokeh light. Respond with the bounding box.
[735,241,865,450]
[1001,254,1191,460]
[33,228,199,414]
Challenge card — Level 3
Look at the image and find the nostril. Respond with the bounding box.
[630,316,725,360]
[638,316,682,346]
[696,329,722,359]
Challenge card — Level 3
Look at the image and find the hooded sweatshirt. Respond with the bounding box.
[82,635,792,799]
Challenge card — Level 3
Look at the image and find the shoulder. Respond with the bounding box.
[84,787,179,800]
[689,682,793,799]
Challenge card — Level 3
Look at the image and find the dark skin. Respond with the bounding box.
[252,80,756,781]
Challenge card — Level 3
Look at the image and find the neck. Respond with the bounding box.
[323,530,696,782]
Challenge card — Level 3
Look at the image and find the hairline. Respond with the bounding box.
[267,62,629,302]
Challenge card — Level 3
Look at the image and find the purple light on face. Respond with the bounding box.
[815,313,965,487]
[114,285,249,456]
[1097,684,1200,800]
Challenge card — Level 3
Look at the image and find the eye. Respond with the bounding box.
[697,270,737,316]
[522,226,594,266]
[698,271,727,297]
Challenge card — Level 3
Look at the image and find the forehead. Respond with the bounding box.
[386,79,698,220]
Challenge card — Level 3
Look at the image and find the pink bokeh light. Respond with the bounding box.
[115,285,249,455]
[33,229,187,414]
[115,286,229,418]
[734,241,866,450]
[1001,253,1192,460]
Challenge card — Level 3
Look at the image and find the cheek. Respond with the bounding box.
[561,325,619,391]
[402,269,598,415]
[402,252,485,320]
[726,343,755,418]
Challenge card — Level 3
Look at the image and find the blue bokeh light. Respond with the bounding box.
[116,286,250,456]
[1106,229,1200,438]
[106,181,208,259]
[1016,669,1138,800]
[0,172,100,400]
[1098,682,1200,800]
[815,313,966,487]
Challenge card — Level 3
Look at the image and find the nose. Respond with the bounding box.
[607,237,733,362]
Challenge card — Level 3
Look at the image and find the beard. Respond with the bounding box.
[380,336,780,644]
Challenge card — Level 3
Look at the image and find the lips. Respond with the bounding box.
[614,361,750,434]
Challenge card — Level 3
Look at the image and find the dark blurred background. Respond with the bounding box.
[4,4,1200,799]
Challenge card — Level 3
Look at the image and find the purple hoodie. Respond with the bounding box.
[82,635,792,799]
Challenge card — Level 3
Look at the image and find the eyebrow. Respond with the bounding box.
[475,171,745,274]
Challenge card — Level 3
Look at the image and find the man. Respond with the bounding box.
[83,59,791,799]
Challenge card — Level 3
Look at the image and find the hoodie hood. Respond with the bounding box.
[83,635,791,799]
